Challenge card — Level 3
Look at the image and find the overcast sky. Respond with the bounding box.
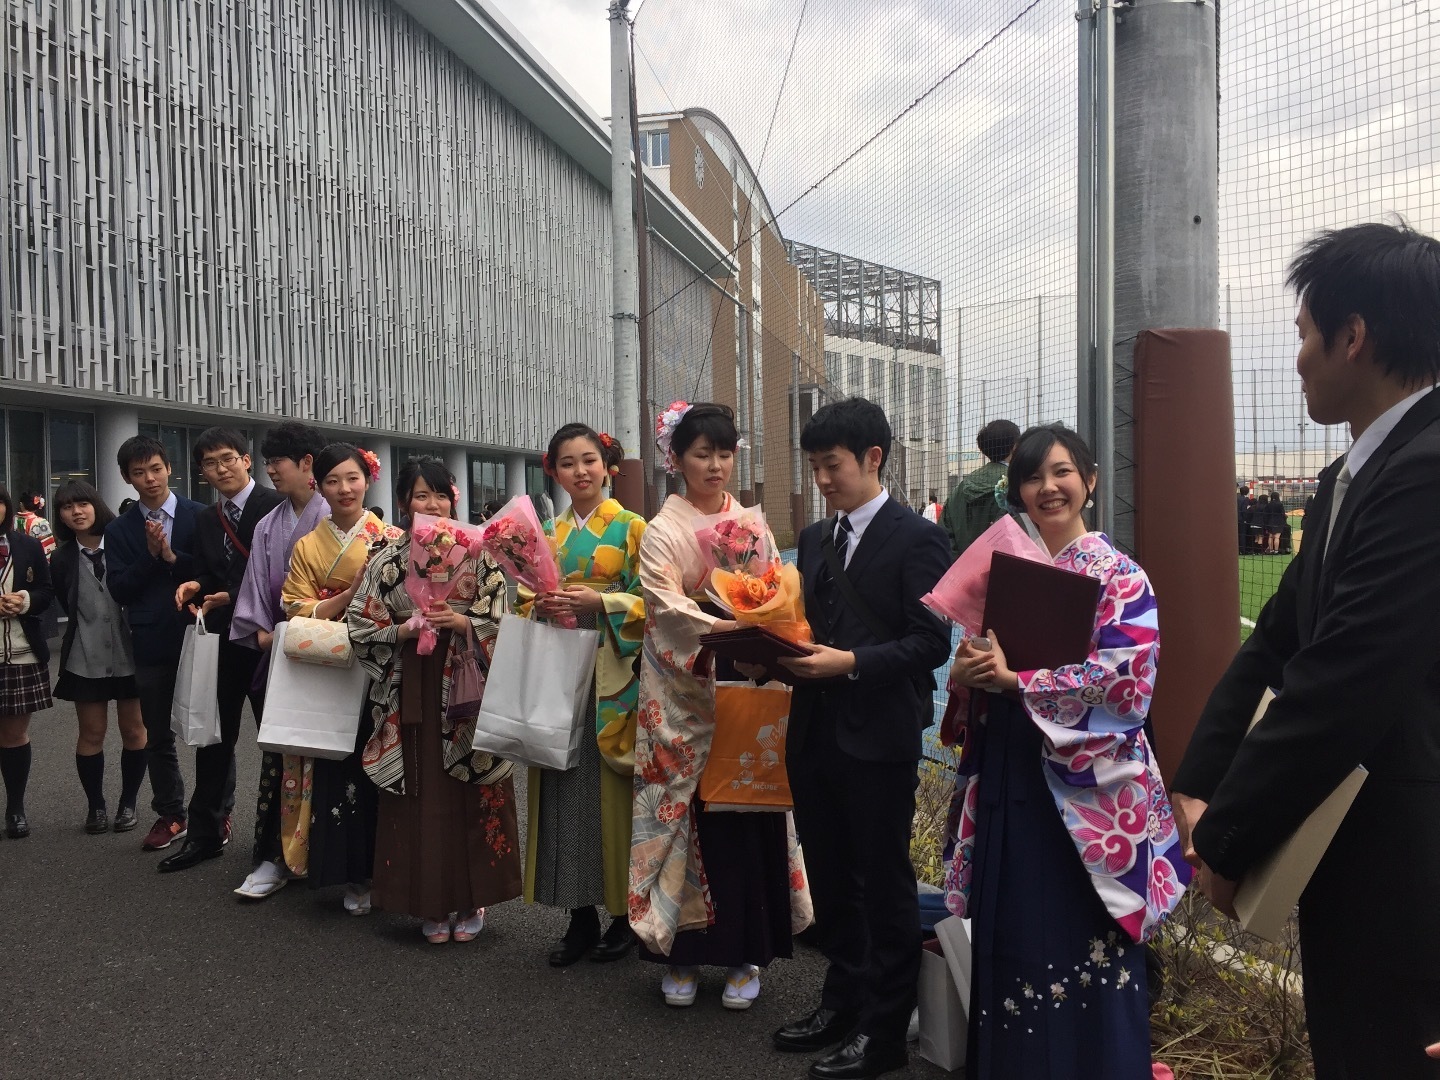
[491,0,1440,460]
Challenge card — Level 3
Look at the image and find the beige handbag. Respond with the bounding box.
[280,615,354,668]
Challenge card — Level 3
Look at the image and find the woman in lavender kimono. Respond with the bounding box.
[944,424,1189,1080]
[229,422,329,900]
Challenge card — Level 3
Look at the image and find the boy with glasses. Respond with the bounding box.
[159,429,282,872]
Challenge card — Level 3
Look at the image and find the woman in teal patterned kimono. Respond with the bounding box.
[518,424,647,966]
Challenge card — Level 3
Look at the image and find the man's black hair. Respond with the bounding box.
[800,397,892,471]
[260,422,326,466]
[1287,221,1440,386]
[977,419,1021,463]
[116,434,169,478]
[192,427,250,469]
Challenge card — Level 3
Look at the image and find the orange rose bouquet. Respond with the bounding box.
[708,559,811,644]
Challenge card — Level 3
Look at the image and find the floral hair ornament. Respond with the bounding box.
[654,401,694,475]
[356,448,382,484]
[597,431,623,476]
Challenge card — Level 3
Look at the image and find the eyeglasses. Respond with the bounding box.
[200,453,244,473]
[263,457,294,469]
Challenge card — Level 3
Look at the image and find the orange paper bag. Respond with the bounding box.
[700,682,793,812]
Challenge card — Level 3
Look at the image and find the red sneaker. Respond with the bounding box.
[221,815,233,846]
[141,815,188,851]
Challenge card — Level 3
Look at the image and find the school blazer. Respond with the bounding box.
[1174,386,1440,965]
[190,487,284,638]
[788,498,953,764]
[103,498,205,668]
[1,531,54,667]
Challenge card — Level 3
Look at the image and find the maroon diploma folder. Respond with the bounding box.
[698,626,810,670]
[980,551,1102,673]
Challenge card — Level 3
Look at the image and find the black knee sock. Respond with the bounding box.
[76,751,106,812]
[0,744,32,816]
[119,747,148,811]
[566,905,601,941]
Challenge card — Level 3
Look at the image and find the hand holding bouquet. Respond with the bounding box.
[479,495,571,628]
[921,515,1048,638]
[406,514,488,654]
[708,559,811,645]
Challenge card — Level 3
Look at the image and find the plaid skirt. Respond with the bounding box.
[0,662,54,717]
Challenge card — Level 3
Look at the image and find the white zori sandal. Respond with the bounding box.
[234,860,289,900]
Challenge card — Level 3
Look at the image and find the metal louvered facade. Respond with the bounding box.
[0,0,722,514]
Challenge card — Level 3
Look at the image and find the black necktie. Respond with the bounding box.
[84,547,105,582]
[834,515,854,565]
[223,500,241,557]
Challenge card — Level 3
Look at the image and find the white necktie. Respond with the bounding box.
[1323,461,1352,559]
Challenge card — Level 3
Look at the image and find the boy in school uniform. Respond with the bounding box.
[159,428,283,872]
[104,435,206,852]
[771,398,953,1080]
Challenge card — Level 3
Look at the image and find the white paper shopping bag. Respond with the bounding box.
[256,623,369,760]
[471,614,596,770]
[171,612,221,747]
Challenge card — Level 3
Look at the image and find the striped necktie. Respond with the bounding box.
[223,499,241,556]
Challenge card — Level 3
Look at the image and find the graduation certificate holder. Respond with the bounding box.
[699,626,810,685]
[980,551,1103,673]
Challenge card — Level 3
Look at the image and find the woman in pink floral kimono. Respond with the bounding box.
[945,425,1189,1080]
[628,402,811,1012]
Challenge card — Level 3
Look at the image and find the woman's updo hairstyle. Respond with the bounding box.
[671,403,739,459]
[395,456,459,525]
[1005,424,1098,510]
[314,443,369,484]
[543,424,624,477]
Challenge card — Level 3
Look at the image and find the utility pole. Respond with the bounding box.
[608,0,643,511]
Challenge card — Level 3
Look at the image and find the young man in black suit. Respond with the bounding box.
[1174,223,1440,1078]
[771,398,953,1080]
[159,429,283,873]
[104,435,207,853]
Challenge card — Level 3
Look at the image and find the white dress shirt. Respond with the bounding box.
[1345,385,1436,478]
[836,488,889,569]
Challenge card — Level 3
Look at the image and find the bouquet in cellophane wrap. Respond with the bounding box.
[694,507,810,645]
[405,515,489,655]
[478,494,571,628]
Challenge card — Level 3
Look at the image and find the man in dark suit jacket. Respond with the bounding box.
[160,429,283,872]
[1174,223,1440,1079]
[104,435,206,853]
[770,398,953,1080]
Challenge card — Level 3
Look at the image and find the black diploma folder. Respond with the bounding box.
[980,551,1102,672]
[698,626,810,669]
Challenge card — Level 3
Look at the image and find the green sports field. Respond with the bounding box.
[1238,553,1293,640]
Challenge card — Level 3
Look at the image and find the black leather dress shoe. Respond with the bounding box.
[773,1007,859,1053]
[5,812,29,839]
[589,919,636,963]
[112,807,139,833]
[808,1034,907,1080]
[157,839,224,873]
[85,808,110,835]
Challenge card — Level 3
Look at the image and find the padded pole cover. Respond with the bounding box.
[1132,329,1241,784]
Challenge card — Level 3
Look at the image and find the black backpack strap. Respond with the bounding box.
[820,517,895,643]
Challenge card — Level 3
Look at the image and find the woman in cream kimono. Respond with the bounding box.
[248,443,400,912]
[518,423,646,967]
[629,402,811,1012]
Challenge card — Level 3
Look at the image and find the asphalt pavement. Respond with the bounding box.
[0,685,953,1080]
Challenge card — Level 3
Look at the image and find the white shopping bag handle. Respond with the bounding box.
[193,609,210,636]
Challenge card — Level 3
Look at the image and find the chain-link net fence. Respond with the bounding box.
[632,0,1437,646]
[1223,2,1440,636]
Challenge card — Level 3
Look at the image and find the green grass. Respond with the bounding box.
[1239,553,1293,640]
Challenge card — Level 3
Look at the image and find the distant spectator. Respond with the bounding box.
[368,505,384,521]
[117,498,135,516]
[1237,484,1254,553]
[1265,490,1285,553]
[921,490,942,524]
[943,419,1020,557]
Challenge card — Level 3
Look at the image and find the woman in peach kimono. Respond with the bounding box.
[628,402,811,1012]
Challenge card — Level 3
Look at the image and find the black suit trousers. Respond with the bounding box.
[790,704,921,1044]
[187,636,259,844]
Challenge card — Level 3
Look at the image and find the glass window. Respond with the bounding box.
[49,411,95,491]
[927,368,944,441]
[910,364,924,436]
[824,350,841,393]
[7,410,46,503]
[0,412,7,487]
[847,354,864,396]
[641,130,670,168]
[469,454,506,523]
[889,361,905,437]
[868,357,884,403]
